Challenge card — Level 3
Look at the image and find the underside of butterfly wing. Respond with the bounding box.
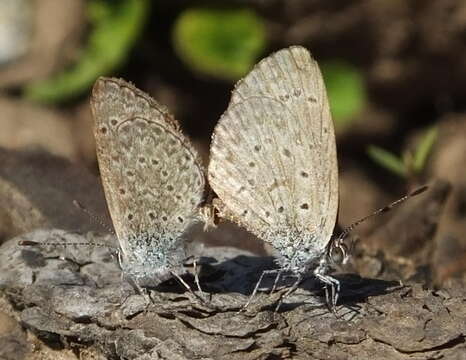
[209,46,338,266]
[91,78,205,283]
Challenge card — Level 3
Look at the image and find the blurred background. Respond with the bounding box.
[0,0,465,286]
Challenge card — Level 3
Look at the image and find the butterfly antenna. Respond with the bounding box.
[18,231,120,257]
[18,239,119,252]
[73,200,115,235]
[19,202,118,253]
[335,185,428,253]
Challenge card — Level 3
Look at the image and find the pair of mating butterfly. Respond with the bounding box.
[91,46,426,309]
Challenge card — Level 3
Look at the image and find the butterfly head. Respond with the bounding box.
[324,234,352,270]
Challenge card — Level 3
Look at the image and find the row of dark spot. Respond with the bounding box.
[252,144,297,161]
[275,90,318,103]
[240,202,309,218]
[126,212,185,224]
[238,171,308,193]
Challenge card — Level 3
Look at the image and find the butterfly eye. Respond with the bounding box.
[330,242,348,265]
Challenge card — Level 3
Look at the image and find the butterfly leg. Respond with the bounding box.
[274,273,303,312]
[123,275,154,310]
[170,271,207,305]
[116,250,124,270]
[329,275,341,309]
[117,251,154,304]
[192,258,206,297]
[270,270,283,294]
[315,273,340,314]
[241,269,279,311]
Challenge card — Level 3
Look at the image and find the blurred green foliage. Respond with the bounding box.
[368,126,438,179]
[24,0,149,103]
[367,145,407,177]
[173,7,266,80]
[321,61,366,131]
[412,126,437,173]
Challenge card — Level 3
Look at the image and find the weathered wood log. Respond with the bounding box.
[0,227,465,360]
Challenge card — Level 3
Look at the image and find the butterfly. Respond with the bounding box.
[91,77,206,290]
[208,46,427,310]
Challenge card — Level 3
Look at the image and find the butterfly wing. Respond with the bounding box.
[209,46,338,250]
[91,78,205,259]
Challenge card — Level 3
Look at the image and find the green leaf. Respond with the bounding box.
[412,126,438,173]
[321,61,366,131]
[24,0,150,103]
[402,150,414,174]
[367,145,407,178]
[173,7,266,80]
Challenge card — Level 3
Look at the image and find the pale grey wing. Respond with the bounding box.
[91,77,205,256]
[209,46,338,248]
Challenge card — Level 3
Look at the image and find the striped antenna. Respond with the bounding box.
[18,239,118,251]
[335,185,428,244]
[19,201,118,253]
